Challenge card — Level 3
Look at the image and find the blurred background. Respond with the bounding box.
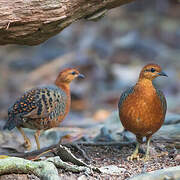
[0,0,180,150]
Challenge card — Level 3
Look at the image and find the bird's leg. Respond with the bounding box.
[127,136,142,161]
[143,136,152,162]
[127,142,140,161]
[34,130,42,150]
[17,127,31,150]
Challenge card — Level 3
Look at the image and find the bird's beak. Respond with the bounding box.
[158,71,168,77]
[78,74,85,79]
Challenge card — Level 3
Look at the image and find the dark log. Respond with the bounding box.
[0,0,135,45]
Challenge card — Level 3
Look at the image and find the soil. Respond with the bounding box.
[0,140,180,179]
[59,140,180,179]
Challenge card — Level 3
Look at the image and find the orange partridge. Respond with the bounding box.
[3,68,84,150]
[118,64,167,161]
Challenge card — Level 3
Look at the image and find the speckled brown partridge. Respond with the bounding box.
[3,68,84,150]
[118,64,167,161]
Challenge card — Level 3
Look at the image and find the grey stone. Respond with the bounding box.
[129,166,180,180]
[99,165,126,175]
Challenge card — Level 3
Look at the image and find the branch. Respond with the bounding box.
[45,157,92,174]
[0,157,59,180]
[0,0,135,45]
[4,141,135,159]
[0,156,98,179]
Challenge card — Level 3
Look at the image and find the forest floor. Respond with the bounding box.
[0,139,180,180]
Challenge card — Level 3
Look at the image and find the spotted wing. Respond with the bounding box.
[4,86,67,130]
[22,87,67,119]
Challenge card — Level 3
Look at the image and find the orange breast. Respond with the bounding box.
[119,87,165,137]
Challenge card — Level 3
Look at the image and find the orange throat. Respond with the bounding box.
[56,81,71,101]
[137,78,153,88]
[135,78,156,96]
[56,82,70,92]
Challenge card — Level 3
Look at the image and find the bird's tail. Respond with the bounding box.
[3,114,17,130]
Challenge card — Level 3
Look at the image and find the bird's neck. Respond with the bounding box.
[137,78,153,85]
[56,82,70,95]
[136,78,155,93]
[56,82,71,108]
[56,82,71,117]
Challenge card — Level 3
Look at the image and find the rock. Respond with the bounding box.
[102,111,124,132]
[93,111,125,142]
[77,175,88,180]
[174,154,180,162]
[164,113,180,125]
[99,165,126,175]
[155,124,180,140]
[129,166,180,180]
[95,111,180,143]
[93,127,114,142]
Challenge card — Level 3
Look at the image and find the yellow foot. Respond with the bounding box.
[141,154,150,162]
[127,154,140,161]
[23,140,31,151]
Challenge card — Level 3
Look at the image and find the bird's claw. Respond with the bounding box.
[127,154,150,162]
[141,154,150,162]
[23,140,31,150]
[127,154,140,161]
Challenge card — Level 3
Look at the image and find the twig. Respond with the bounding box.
[54,145,100,173]
[67,141,136,147]
[55,145,90,167]
[31,148,56,161]
[65,143,90,161]
[45,156,92,174]
[4,141,135,159]
[5,144,58,159]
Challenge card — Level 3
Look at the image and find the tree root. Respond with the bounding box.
[0,156,99,179]
[55,145,89,167]
[0,145,101,179]
[45,156,92,174]
[55,145,100,173]
[0,157,59,180]
[66,143,91,161]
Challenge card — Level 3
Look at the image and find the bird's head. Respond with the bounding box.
[139,64,168,81]
[55,68,85,85]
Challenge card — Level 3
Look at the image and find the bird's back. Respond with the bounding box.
[4,85,68,130]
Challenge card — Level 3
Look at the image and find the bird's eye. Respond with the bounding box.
[71,71,76,75]
[150,68,156,72]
